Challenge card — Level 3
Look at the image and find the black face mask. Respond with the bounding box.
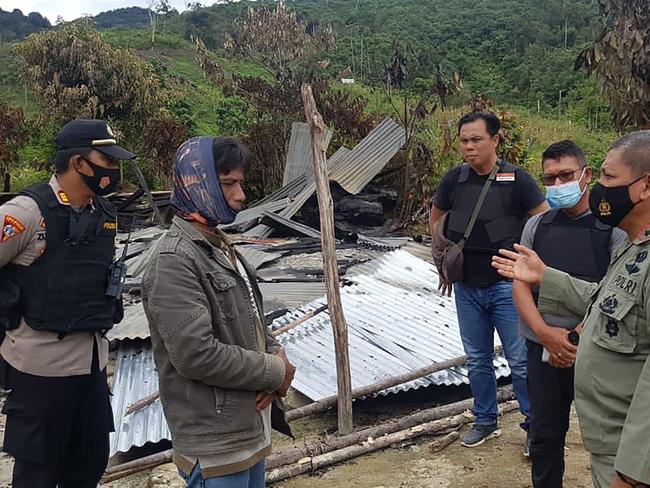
[588,175,646,227]
[79,158,120,196]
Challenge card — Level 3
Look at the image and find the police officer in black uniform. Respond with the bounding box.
[0,120,135,487]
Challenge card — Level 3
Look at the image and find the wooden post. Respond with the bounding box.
[301,83,354,434]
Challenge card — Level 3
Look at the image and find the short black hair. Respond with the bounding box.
[541,140,587,168]
[458,111,500,137]
[212,137,251,174]
[54,148,91,175]
[610,130,650,177]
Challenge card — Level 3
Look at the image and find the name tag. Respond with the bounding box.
[496,173,515,182]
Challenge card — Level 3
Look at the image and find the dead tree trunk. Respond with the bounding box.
[301,82,353,434]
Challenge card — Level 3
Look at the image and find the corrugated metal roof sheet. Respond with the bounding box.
[258,282,327,312]
[283,122,333,186]
[260,211,322,239]
[273,249,509,401]
[219,199,290,233]
[245,146,351,238]
[237,246,284,270]
[357,234,410,250]
[109,250,511,457]
[108,300,149,341]
[246,118,403,238]
[110,342,169,457]
[402,240,434,264]
[328,118,406,195]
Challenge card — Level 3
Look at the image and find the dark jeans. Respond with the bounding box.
[527,340,575,488]
[2,350,114,488]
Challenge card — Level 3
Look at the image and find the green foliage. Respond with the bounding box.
[0,8,50,43]
[0,103,28,179]
[576,0,650,128]
[0,0,621,200]
[16,20,162,144]
[0,44,39,118]
[102,27,188,50]
[94,7,151,29]
[10,166,50,191]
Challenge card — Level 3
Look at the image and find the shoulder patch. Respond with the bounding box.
[103,221,117,231]
[2,215,26,242]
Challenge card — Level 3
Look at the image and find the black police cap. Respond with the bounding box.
[55,119,136,160]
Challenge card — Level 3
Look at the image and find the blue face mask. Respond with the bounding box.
[545,168,586,209]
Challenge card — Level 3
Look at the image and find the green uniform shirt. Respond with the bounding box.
[538,227,650,484]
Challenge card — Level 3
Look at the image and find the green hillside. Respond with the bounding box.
[0,0,617,197]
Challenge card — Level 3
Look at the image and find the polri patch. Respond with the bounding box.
[103,221,117,231]
[496,173,515,182]
[1,215,26,242]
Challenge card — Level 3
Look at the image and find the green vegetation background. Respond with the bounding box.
[0,0,617,193]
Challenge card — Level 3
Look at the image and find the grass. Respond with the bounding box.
[0,43,39,119]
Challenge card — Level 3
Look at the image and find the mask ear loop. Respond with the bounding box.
[577,167,588,197]
[628,172,650,206]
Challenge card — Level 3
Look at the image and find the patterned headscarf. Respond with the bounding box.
[170,137,238,226]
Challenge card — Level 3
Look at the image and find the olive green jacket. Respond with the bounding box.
[538,228,650,484]
[142,216,286,457]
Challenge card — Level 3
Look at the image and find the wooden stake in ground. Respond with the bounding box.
[301,82,354,435]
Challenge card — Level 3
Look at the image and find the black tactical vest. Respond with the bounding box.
[4,183,118,333]
[445,161,526,254]
[533,209,611,285]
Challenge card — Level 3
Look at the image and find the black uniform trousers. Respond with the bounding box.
[527,340,575,488]
[2,344,114,488]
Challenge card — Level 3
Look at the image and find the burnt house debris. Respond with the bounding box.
[104,117,511,468]
[2,116,515,482]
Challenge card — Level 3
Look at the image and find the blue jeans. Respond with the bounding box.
[179,461,265,488]
[454,281,530,428]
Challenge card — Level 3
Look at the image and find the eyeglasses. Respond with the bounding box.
[541,168,584,186]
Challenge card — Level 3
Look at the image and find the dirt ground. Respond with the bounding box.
[0,392,593,488]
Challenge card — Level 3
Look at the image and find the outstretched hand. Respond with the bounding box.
[491,244,546,285]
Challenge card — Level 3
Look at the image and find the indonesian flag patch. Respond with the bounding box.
[496,172,515,182]
[2,215,26,242]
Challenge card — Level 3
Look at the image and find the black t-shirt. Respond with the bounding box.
[433,162,545,288]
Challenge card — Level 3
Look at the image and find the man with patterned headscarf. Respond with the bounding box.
[142,136,296,488]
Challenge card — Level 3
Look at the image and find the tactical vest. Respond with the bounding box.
[3,183,118,333]
[445,161,525,254]
[533,209,611,285]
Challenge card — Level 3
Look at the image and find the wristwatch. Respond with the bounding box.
[567,330,580,346]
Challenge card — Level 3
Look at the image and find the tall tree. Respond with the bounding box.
[576,0,650,128]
